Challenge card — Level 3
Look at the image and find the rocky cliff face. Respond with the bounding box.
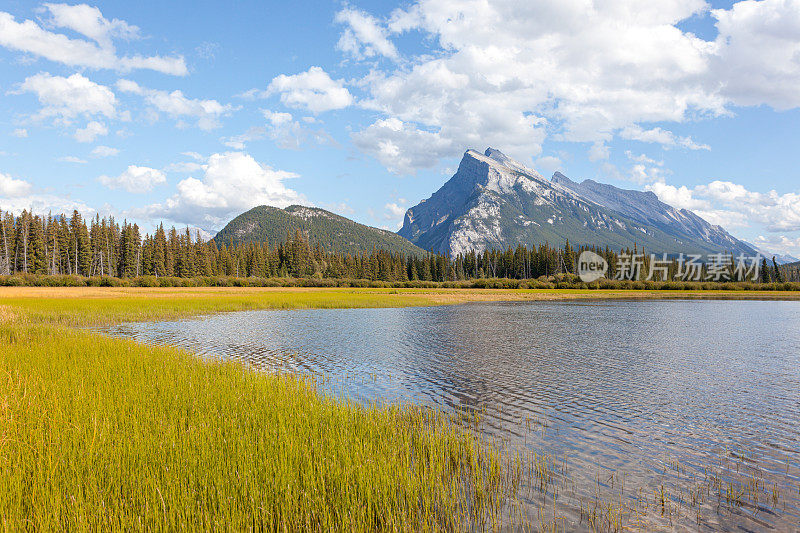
[398,148,756,257]
[551,172,756,256]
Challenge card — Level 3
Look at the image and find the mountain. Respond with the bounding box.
[214,205,426,256]
[550,172,756,256]
[398,148,756,257]
[743,242,799,265]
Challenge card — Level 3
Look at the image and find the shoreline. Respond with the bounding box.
[2,286,800,327]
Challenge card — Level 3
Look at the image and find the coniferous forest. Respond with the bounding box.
[0,209,796,286]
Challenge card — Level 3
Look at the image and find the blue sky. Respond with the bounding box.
[1,0,800,255]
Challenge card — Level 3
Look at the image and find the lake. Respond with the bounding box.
[100,299,800,531]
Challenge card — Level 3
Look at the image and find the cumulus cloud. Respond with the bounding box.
[712,0,800,109]
[0,4,186,75]
[0,194,93,218]
[267,66,353,113]
[117,80,232,130]
[0,171,93,217]
[646,180,800,232]
[0,172,33,197]
[352,117,459,174]
[335,6,399,60]
[336,0,800,173]
[14,72,116,122]
[12,128,27,138]
[140,152,305,228]
[646,182,710,211]
[74,120,108,143]
[384,202,405,218]
[383,199,409,229]
[98,165,166,193]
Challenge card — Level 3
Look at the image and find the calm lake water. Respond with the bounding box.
[100,300,800,531]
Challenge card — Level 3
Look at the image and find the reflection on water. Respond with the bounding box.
[100,300,800,531]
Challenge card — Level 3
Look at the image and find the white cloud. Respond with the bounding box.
[0,5,186,75]
[383,200,408,229]
[0,172,33,197]
[384,202,405,218]
[647,180,800,232]
[752,235,800,257]
[0,192,93,218]
[14,72,116,122]
[43,3,139,47]
[335,6,399,60]
[221,126,265,150]
[221,110,336,150]
[535,155,562,175]
[600,151,670,186]
[340,0,800,173]
[626,151,662,166]
[140,152,304,228]
[712,0,800,109]
[619,125,710,150]
[267,66,353,112]
[98,165,166,193]
[90,145,119,158]
[264,110,293,126]
[646,182,709,211]
[352,117,459,174]
[588,141,610,162]
[57,155,87,164]
[117,80,232,130]
[262,109,337,150]
[12,128,27,138]
[164,152,204,173]
[74,120,108,143]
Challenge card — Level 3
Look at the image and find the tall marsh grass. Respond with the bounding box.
[0,322,516,530]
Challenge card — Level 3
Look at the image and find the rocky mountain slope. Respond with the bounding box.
[214,205,426,256]
[398,148,756,257]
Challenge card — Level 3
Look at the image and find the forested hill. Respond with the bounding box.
[213,205,427,256]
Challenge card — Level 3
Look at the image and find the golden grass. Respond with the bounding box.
[0,287,530,531]
[1,324,523,531]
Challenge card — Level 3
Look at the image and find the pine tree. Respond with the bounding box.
[761,257,771,283]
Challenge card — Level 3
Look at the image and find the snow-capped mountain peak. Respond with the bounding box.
[398,147,756,257]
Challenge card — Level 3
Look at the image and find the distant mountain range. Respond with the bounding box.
[743,244,799,265]
[213,205,427,256]
[398,148,758,257]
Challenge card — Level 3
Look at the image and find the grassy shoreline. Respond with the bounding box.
[1,288,530,530]
[2,287,798,530]
[2,286,800,327]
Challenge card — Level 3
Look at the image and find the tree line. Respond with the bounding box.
[0,209,791,283]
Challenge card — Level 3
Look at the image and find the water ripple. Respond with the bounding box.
[99,299,800,531]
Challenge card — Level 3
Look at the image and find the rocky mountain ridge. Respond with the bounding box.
[398,148,757,257]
